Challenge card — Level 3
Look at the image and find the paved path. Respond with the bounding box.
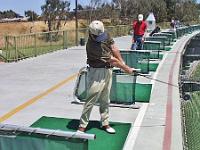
[0,32,199,149]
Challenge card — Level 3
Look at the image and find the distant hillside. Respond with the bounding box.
[0,20,89,36]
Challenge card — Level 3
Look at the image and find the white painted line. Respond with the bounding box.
[123,103,149,150]
[123,40,177,150]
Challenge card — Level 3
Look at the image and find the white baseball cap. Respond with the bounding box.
[138,14,144,21]
[89,20,105,36]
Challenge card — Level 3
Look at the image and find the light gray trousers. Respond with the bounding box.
[79,67,112,128]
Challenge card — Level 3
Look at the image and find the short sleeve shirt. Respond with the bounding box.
[86,32,114,67]
[133,20,147,36]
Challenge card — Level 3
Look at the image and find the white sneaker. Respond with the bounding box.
[102,125,116,134]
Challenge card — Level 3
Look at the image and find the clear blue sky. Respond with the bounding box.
[0,0,111,16]
[0,0,199,16]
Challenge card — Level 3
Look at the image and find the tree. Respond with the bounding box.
[177,1,199,22]
[25,10,38,21]
[88,0,103,21]
[41,0,70,31]
[0,10,20,19]
[150,0,167,22]
[77,4,84,10]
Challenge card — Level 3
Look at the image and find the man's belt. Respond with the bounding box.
[89,64,113,68]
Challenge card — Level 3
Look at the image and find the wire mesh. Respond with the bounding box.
[180,31,200,150]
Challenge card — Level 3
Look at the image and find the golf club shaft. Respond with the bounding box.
[137,73,178,88]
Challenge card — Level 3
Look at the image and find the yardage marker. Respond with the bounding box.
[0,73,77,123]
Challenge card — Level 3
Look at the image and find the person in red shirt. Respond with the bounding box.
[131,14,147,50]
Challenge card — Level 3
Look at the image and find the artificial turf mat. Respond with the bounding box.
[31,116,131,150]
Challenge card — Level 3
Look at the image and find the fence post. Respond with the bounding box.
[34,33,37,57]
[63,30,67,49]
[5,36,9,62]
[14,36,18,61]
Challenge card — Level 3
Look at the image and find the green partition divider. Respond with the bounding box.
[150,53,163,60]
[31,116,131,150]
[161,31,176,41]
[145,36,168,50]
[120,50,150,74]
[0,130,88,150]
[153,33,172,44]
[165,46,172,51]
[143,41,161,50]
[149,63,159,72]
[142,41,161,59]
[75,69,137,104]
[110,71,136,104]
[75,68,153,104]
[135,83,152,102]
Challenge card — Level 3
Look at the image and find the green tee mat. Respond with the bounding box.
[0,127,87,150]
[31,116,131,150]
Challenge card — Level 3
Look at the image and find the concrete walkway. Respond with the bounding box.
[0,32,199,149]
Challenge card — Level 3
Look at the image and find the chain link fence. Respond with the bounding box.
[180,33,200,150]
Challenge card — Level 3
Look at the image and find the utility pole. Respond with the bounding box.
[75,0,78,46]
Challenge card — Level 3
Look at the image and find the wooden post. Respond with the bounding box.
[14,36,18,61]
[34,34,37,57]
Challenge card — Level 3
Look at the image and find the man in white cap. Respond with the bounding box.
[77,20,138,134]
[131,14,147,50]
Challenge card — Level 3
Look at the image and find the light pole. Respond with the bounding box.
[75,0,78,46]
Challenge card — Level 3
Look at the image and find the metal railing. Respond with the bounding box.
[0,25,131,62]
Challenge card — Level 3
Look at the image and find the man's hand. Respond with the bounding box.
[132,38,135,43]
[142,37,145,43]
[108,56,136,74]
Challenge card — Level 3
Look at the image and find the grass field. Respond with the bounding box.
[0,20,88,36]
[191,63,200,81]
[182,63,200,149]
[0,20,88,48]
[182,91,200,150]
